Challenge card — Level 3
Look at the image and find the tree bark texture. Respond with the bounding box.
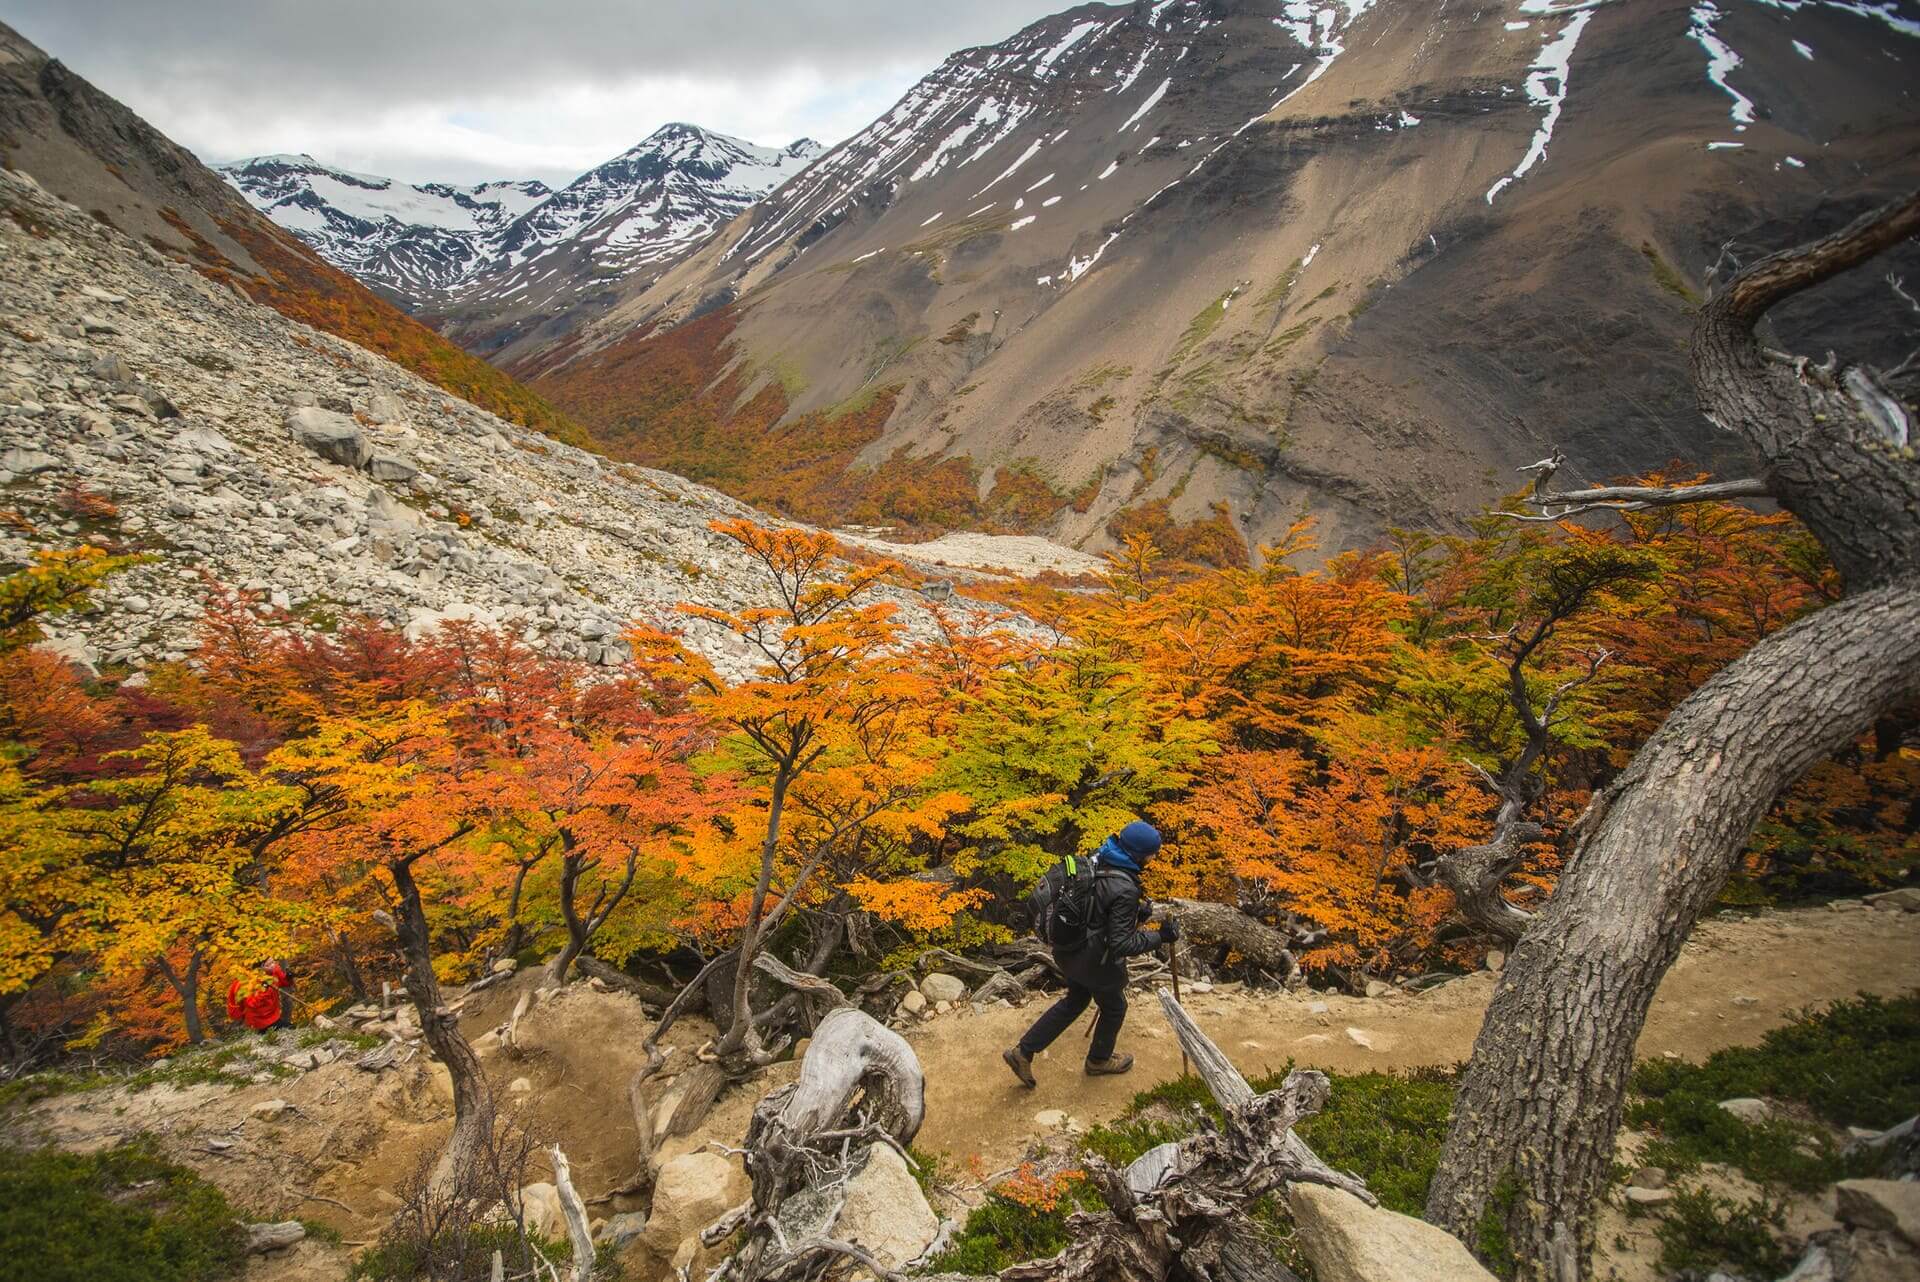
[389,857,493,1180]
[1428,188,1920,1280]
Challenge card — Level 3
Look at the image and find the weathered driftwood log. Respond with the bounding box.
[710,985,1368,1282]
[1162,898,1299,978]
[549,1145,595,1282]
[699,1003,927,1280]
[973,963,1047,1005]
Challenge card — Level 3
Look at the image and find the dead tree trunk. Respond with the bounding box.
[1162,898,1299,978]
[1428,190,1920,1280]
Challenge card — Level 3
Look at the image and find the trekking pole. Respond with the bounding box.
[1166,915,1189,1080]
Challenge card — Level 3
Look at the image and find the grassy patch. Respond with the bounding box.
[1627,992,1920,1189]
[1168,290,1238,367]
[0,1138,244,1282]
[1640,243,1702,307]
[1293,1067,1456,1216]
[0,1068,115,1113]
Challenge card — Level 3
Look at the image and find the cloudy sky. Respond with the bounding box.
[0,0,1072,186]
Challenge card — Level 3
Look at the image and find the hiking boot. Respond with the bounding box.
[1085,1053,1134,1076]
[1003,1047,1037,1089]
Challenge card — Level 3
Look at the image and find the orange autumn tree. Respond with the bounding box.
[268,702,498,1173]
[484,689,725,988]
[633,519,946,1064]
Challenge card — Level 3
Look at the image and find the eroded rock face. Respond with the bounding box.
[1287,1184,1495,1282]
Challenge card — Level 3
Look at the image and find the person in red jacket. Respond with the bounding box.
[226,960,292,1032]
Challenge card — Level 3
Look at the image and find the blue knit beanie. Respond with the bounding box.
[1115,821,1162,861]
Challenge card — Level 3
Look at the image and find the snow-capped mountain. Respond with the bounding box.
[218,125,821,322]
[216,154,551,302]
[523,0,1920,551]
[475,126,821,303]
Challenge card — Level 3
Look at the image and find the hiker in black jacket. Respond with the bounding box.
[1003,821,1177,1083]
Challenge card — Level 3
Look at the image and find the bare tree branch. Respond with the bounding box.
[1491,477,1772,522]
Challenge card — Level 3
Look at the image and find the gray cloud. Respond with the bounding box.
[0,0,1079,185]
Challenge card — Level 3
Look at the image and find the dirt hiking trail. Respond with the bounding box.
[905,903,1920,1170]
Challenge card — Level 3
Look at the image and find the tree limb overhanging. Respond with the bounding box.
[1428,189,1920,1280]
[1494,476,1773,522]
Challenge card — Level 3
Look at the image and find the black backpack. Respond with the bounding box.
[1027,854,1102,954]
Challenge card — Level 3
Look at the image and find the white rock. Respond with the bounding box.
[248,1097,291,1121]
[830,1142,940,1271]
[1624,1186,1674,1206]
[900,990,928,1014]
[919,972,967,1004]
[1,446,58,474]
[1289,1184,1495,1282]
[242,1221,306,1254]
[518,1182,565,1238]
[1345,1027,1375,1050]
[1718,1097,1773,1124]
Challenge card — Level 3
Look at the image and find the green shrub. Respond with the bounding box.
[927,1183,1103,1274]
[0,1138,244,1282]
[1292,1067,1456,1216]
[1628,992,1920,1188]
[1654,1189,1792,1280]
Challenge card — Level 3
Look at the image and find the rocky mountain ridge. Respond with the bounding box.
[0,165,1083,680]
[519,0,1920,554]
[221,125,824,359]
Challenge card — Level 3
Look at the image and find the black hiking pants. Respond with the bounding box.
[1017,978,1127,1064]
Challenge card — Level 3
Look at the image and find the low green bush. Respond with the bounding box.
[0,1138,244,1282]
[1653,1189,1793,1280]
[927,1181,1104,1275]
[1628,992,1919,1189]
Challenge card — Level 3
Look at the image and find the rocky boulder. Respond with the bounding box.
[831,1142,940,1270]
[518,1182,566,1239]
[1718,1097,1773,1124]
[285,406,370,468]
[1836,1179,1920,1246]
[1288,1184,1496,1282]
[367,451,418,483]
[242,1221,306,1255]
[629,1150,749,1275]
[920,972,967,1004]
